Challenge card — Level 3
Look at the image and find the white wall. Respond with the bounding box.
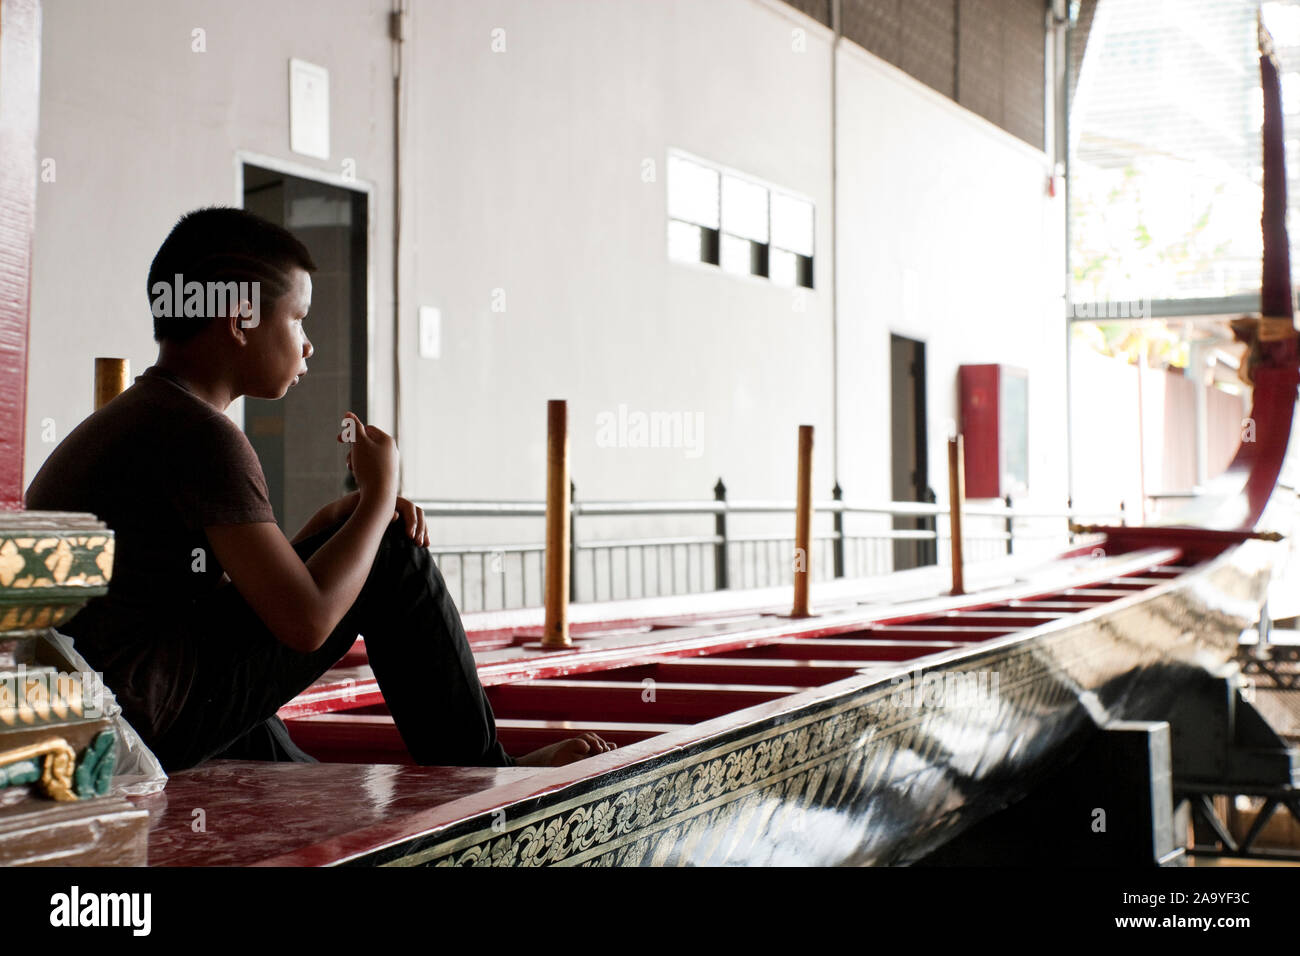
[400,0,835,513]
[25,0,1065,555]
[26,0,396,480]
[835,41,1066,511]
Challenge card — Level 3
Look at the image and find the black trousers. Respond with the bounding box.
[149,516,515,772]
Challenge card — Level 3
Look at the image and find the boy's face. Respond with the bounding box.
[242,268,313,399]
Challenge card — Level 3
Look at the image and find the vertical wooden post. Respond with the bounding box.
[94,358,129,410]
[543,399,571,648]
[792,425,814,618]
[948,434,965,596]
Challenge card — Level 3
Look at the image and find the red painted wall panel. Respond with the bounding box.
[0,0,41,509]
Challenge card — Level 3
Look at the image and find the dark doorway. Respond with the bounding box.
[242,164,368,535]
[890,334,934,570]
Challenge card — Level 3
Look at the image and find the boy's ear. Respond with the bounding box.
[226,310,250,345]
[224,296,259,342]
[236,296,260,331]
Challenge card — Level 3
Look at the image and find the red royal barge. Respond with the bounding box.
[1,8,1297,868]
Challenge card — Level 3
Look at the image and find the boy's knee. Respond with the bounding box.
[381,519,420,550]
[378,520,439,575]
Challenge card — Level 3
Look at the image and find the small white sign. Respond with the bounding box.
[419,306,441,359]
[289,58,330,160]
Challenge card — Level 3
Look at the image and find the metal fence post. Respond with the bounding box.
[922,487,938,567]
[714,478,729,590]
[832,482,845,578]
[1004,493,1013,556]
[569,479,578,603]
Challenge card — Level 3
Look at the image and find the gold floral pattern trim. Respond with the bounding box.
[373,579,1251,868]
[0,604,75,632]
[0,534,113,590]
[386,647,1062,867]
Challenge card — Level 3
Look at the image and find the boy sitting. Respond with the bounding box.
[25,206,612,772]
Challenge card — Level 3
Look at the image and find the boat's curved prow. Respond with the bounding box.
[1225,362,1298,531]
[1080,27,1300,552]
[1156,362,1298,533]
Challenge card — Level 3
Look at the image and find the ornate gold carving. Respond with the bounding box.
[0,669,86,728]
[1230,315,1299,386]
[1258,316,1296,342]
[0,737,79,801]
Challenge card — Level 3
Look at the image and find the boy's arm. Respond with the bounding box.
[205,416,401,653]
[290,491,359,545]
[290,491,428,546]
[206,500,391,653]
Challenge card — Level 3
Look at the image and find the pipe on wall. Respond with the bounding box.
[390,0,407,486]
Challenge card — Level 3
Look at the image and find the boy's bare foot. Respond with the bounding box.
[516,732,617,767]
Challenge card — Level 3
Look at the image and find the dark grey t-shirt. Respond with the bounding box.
[25,365,276,737]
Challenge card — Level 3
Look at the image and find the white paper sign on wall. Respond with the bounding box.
[419,306,441,359]
[289,59,330,160]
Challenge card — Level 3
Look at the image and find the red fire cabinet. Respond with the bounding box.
[958,364,1028,499]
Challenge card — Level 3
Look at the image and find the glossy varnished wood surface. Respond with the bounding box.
[138,760,543,867]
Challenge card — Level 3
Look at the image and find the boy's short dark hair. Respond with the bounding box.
[147,206,318,343]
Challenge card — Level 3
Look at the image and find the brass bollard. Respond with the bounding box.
[542,399,572,648]
[792,424,814,618]
[948,434,966,596]
[94,358,129,409]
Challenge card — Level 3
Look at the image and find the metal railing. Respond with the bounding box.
[416,481,1124,613]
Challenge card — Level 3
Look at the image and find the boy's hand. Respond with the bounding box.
[338,412,398,504]
[330,494,426,546]
[392,496,429,547]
